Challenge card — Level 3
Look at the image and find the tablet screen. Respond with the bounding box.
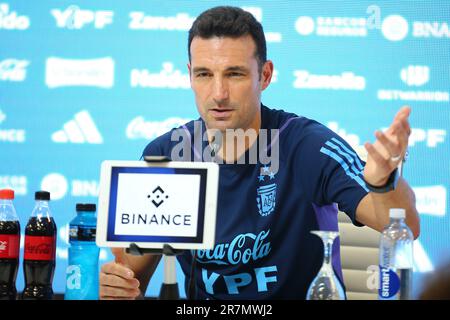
[107,166,207,244]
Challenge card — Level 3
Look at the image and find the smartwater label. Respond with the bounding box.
[379,265,400,299]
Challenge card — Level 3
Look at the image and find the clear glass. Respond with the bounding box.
[306,231,346,300]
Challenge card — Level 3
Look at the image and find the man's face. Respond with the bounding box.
[188,35,272,132]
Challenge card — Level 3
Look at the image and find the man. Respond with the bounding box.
[99,6,419,300]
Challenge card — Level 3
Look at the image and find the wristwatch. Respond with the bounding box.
[364,168,399,193]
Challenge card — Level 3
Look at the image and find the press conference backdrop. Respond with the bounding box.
[0,0,449,299]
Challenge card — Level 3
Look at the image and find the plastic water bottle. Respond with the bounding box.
[379,208,414,300]
[65,203,99,300]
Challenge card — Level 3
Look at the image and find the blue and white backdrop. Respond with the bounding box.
[0,0,449,298]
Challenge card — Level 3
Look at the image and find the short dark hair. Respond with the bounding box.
[188,6,267,72]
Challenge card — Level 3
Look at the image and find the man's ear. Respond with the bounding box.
[187,62,192,86]
[261,60,274,91]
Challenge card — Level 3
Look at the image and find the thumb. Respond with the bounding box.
[111,247,128,265]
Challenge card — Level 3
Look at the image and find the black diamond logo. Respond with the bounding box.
[147,186,169,208]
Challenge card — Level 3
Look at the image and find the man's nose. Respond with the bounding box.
[212,78,229,102]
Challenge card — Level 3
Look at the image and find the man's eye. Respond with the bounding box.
[196,72,211,78]
[228,72,244,77]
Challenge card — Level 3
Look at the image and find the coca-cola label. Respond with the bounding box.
[24,236,56,260]
[0,234,20,259]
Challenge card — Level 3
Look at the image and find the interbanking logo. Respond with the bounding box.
[45,57,114,89]
[0,3,30,30]
[130,62,190,89]
[52,110,103,144]
[377,65,449,102]
[0,59,29,82]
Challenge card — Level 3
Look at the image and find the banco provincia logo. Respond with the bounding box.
[148,186,169,208]
[256,165,277,217]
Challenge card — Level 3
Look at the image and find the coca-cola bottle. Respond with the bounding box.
[22,191,57,300]
[0,189,20,300]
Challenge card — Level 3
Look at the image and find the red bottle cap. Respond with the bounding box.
[0,189,14,200]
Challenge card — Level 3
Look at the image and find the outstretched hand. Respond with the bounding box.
[363,106,411,187]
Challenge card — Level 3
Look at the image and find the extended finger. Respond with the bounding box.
[375,130,401,158]
[364,142,390,168]
[393,106,411,123]
[390,120,410,151]
[100,272,140,289]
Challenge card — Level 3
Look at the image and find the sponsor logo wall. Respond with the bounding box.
[0,1,449,298]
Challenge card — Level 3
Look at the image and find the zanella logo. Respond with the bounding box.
[0,3,30,30]
[52,110,103,144]
[148,186,169,208]
[45,57,114,89]
[129,11,195,31]
[0,241,6,251]
[51,5,113,29]
[0,59,29,82]
[293,70,366,90]
[194,230,271,266]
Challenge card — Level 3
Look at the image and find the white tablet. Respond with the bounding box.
[96,159,219,250]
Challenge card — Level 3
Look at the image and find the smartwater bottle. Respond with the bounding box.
[379,208,414,300]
